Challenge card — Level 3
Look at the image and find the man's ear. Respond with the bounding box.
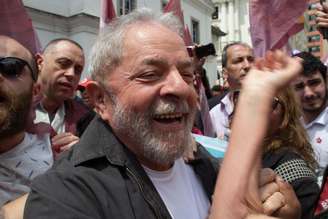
[222,68,230,88]
[32,83,41,106]
[86,81,112,121]
[222,68,228,81]
[35,53,43,75]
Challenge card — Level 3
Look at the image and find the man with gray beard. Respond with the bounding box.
[25,9,299,219]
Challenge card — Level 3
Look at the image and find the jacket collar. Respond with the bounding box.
[71,116,128,167]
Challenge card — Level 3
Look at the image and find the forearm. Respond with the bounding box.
[210,88,274,219]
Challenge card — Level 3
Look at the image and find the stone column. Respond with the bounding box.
[234,0,240,41]
[228,0,235,42]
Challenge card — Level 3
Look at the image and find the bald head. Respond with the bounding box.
[42,38,83,56]
[0,35,37,80]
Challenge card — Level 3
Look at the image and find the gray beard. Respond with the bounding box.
[110,98,195,166]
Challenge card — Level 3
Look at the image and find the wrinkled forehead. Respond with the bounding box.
[227,45,253,59]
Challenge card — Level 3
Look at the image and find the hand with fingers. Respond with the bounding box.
[51,132,79,153]
[259,169,301,219]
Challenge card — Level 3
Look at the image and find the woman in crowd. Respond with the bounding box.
[229,86,319,219]
[228,74,319,219]
[209,51,313,219]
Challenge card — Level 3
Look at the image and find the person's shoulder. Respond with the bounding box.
[209,100,224,116]
[263,148,316,183]
[208,91,228,110]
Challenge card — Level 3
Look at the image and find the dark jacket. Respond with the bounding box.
[24,116,218,219]
[263,148,320,219]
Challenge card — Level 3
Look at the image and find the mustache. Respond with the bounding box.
[152,99,189,115]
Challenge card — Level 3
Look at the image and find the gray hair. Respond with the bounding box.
[89,8,184,85]
[221,42,252,68]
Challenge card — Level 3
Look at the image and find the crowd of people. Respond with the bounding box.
[1,3,328,219]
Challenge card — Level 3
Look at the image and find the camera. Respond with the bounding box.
[187,43,216,59]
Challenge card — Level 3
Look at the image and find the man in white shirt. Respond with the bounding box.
[292,52,328,172]
[0,35,53,206]
[34,38,89,153]
[209,42,255,139]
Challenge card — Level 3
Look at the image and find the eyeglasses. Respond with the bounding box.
[0,57,36,81]
[271,97,281,111]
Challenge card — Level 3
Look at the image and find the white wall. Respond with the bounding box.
[23,0,216,84]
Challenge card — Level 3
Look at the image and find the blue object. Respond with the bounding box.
[192,134,228,158]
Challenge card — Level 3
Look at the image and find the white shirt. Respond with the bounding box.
[144,158,210,219]
[304,106,328,169]
[0,133,53,206]
[35,103,66,133]
[209,92,234,140]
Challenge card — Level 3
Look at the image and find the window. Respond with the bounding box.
[309,25,316,32]
[118,0,136,15]
[212,6,219,20]
[309,46,320,53]
[308,35,321,42]
[161,0,168,10]
[308,3,317,10]
[191,19,200,44]
[308,14,316,21]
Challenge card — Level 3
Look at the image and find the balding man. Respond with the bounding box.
[209,42,254,139]
[0,35,53,206]
[34,38,89,154]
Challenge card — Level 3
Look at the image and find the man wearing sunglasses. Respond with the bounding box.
[34,38,89,155]
[0,35,53,206]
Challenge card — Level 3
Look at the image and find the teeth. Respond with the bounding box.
[155,113,183,119]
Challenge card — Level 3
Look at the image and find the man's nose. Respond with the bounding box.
[160,68,194,100]
[242,59,252,71]
[304,85,315,98]
[64,67,76,80]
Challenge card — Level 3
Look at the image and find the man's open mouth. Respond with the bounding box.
[153,113,184,124]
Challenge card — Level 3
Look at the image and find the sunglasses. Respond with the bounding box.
[0,57,36,81]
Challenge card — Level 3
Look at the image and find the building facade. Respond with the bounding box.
[22,0,217,84]
[211,0,251,84]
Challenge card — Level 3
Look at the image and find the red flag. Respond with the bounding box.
[100,0,116,28]
[183,25,192,46]
[249,0,308,57]
[163,0,184,26]
[0,0,41,54]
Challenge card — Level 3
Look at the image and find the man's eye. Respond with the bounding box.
[181,72,195,83]
[308,79,322,86]
[75,66,83,75]
[247,56,255,63]
[232,58,243,64]
[57,60,72,69]
[137,71,160,81]
[294,83,304,90]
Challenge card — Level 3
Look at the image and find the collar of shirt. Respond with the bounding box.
[220,92,234,116]
[35,103,66,133]
[305,105,328,129]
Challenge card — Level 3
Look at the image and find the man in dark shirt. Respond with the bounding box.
[24,8,300,219]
